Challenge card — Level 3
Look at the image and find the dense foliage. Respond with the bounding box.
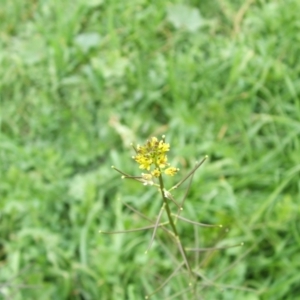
[1,0,300,299]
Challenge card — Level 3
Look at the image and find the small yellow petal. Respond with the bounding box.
[164,167,179,176]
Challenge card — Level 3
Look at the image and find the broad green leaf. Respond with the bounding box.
[166,4,202,32]
[74,32,101,52]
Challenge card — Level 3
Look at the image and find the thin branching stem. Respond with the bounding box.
[172,214,222,228]
[99,223,169,234]
[211,243,255,282]
[176,236,193,277]
[158,174,179,237]
[146,203,166,253]
[171,156,208,191]
[158,172,193,278]
[111,166,134,178]
[164,190,181,209]
[112,166,159,186]
[122,201,174,237]
[174,165,195,221]
[144,262,185,299]
[186,242,244,252]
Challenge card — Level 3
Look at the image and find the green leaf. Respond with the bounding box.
[74,32,101,52]
[166,4,202,32]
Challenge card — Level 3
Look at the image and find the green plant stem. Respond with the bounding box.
[158,173,193,276]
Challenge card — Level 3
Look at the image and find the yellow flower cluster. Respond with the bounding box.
[132,136,179,178]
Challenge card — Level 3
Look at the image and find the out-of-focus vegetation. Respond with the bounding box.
[1,0,300,299]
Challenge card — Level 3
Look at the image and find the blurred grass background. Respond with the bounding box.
[1,0,300,299]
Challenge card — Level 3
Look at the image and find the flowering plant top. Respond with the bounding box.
[132,136,179,182]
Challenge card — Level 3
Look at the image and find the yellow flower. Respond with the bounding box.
[132,136,179,178]
[164,167,179,176]
[134,154,152,170]
[158,140,170,152]
[156,155,168,168]
[149,136,158,147]
[151,168,161,177]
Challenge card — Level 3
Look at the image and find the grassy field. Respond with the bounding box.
[1,0,300,299]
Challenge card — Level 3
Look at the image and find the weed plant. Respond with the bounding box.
[104,136,247,299]
[1,0,300,299]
